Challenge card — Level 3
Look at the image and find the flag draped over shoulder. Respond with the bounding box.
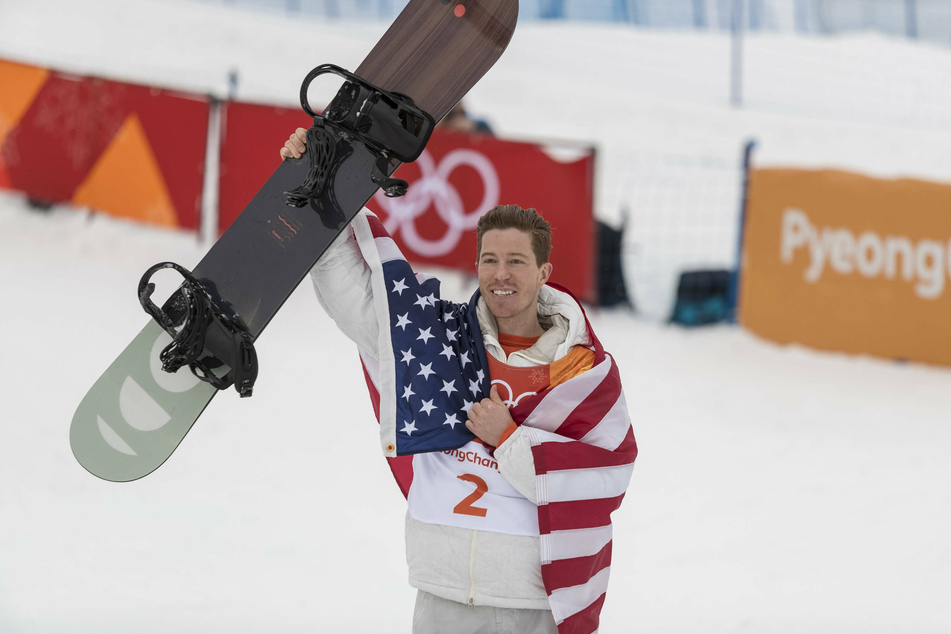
[512,314,638,633]
[350,211,490,458]
[351,211,637,634]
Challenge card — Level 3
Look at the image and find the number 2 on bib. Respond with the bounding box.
[454,474,488,517]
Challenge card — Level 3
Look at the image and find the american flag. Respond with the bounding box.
[350,212,490,457]
[350,211,637,634]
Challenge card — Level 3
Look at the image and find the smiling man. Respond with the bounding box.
[477,216,553,337]
[288,130,637,634]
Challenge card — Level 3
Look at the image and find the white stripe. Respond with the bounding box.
[545,462,635,503]
[579,390,631,451]
[374,235,403,264]
[537,472,549,506]
[358,348,380,389]
[521,355,613,433]
[353,213,398,455]
[522,426,573,447]
[540,532,552,566]
[547,525,614,562]
[549,565,612,624]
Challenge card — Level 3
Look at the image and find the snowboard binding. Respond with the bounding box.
[138,262,258,397]
[285,64,435,206]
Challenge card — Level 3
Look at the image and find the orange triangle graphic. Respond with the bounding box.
[72,112,178,228]
[0,60,50,148]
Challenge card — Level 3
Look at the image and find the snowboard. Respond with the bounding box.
[70,0,519,482]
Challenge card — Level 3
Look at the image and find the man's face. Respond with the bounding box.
[477,228,552,336]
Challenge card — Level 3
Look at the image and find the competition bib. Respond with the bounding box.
[407,440,539,536]
[406,337,595,536]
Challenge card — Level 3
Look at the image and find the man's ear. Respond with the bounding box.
[540,262,553,285]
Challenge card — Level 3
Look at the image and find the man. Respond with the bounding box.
[282,130,637,634]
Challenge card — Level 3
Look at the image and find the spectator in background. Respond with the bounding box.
[437,101,493,135]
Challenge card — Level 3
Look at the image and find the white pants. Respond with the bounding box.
[412,591,558,634]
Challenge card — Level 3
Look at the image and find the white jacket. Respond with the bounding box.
[310,211,591,609]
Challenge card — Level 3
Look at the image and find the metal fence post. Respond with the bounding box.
[905,0,918,40]
[731,0,744,107]
[794,0,809,34]
[730,138,756,324]
[540,0,565,20]
[693,0,707,28]
[612,0,629,23]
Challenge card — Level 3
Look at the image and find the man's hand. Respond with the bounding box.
[465,384,513,447]
[279,127,308,160]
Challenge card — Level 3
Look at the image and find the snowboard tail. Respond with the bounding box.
[70,0,519,482]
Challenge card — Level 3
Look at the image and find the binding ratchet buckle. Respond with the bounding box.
[284,63,435,206]
[138,262,258,397]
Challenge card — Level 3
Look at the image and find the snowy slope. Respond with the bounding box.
[1,0,951,632]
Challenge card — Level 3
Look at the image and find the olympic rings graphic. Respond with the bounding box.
[491,379,537,408]
[372,148,501,258]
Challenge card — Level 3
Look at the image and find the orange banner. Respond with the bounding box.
[0,58,209,229]
[739,168,951,365]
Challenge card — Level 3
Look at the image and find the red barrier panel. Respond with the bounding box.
[0,58,209,229]
[217,101,311,235]
[218,112,595,300]
[367,131,596,301]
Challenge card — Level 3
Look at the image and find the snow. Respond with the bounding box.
[1,0,951,632]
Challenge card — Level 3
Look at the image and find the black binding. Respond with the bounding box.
[284,64,434,206]
[138,262,258,397]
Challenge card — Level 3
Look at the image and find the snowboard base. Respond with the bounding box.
[70,321,217,482]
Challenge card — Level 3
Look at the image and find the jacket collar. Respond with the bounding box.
[473,285,591,366]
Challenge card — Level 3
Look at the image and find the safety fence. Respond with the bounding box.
[614,148,747,321]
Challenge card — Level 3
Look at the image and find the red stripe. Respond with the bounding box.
[554,364,624,441]
[386,455,414,499]
[555,593,606,634]
[543,541,612,590]
[538,495,626,534]
[361,359,414,498]
[532,427,637,475]
[366,214,390,239]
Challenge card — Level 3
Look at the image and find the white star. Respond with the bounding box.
[443,311,456,323]
[400,420,417,436]
[417,328,434,344]
[420,399,437,415]
[476,369,486,382]
[440,380,458,398]
[400,348,416,366]
[460,351,471,368]
[425,293,436,306]
[395,313,412,331]
[462,399,474,412]
[417,363,435,380]
[414,294,431,310]
[439,344,456,361]
[392,278,408,295]
[446,329,458,342]
[402,384,415,401]
[443,413,461,429]
[468,379,481,396]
